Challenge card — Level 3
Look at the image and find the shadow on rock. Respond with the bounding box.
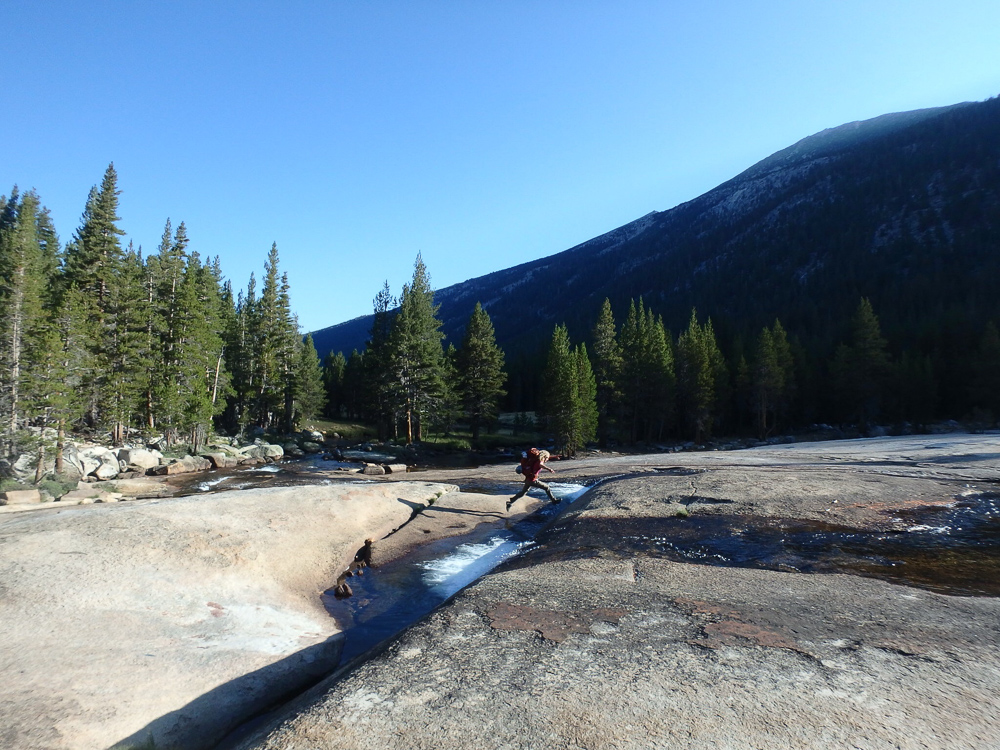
[111,634,344,750]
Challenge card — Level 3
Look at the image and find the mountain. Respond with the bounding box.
[311,97,1000,373]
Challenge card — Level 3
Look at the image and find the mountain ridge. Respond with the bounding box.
[312,96,1000,381]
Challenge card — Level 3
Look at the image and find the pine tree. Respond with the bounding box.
[543,324,578,453]
[321,350,347,419]
[591,298,622,449]
[390,254,446,443]
[433,343,462,436]
[0,189,50,455]
[618,298,675,442]
[831,298,891,429]
[676,309,727,442]
[892,351,937,427]
[294,334,327,425]
[245,244,298,431]
[149,219,188,440]
[574,342,599,450]
[102,243,151,444]
[0,188,64,463]
[342,349,366,420]
[363,281,398,437]
[644,309,676,441]
[62,164,127,428]
[176,251,228,448]
[456,302,506,441]
[619,299,648,443]
[62,164,126,310]
[969,322,1000,423]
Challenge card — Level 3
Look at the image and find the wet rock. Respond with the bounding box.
[283,443,305,458]
[333,581,353,598]
[301,441,322,454]
[383,463,408,474]
[362,464,385,476]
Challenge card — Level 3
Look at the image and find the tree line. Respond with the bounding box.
[0,165,325,477]
[322,252,1000,457]
[321,254,507,444]
[540,295,1000,454]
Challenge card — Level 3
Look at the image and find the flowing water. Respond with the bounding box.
[512,491,1000,597]
[322,482,590,665]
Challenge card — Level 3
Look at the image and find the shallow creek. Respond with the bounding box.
[322,481,591,665]
[513,490,1000,597]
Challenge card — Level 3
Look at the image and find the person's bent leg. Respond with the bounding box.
[535,479,558,503]
[507,479,531,510]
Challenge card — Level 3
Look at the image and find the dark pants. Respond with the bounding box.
[511,477,555,502]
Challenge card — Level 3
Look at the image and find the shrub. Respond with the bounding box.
[39,478,77,499]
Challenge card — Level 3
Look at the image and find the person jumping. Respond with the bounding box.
[507,448,557,511]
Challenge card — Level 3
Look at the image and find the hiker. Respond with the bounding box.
[507,448,558,511]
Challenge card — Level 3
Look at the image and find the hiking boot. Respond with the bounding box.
[506,497,517,511]
[548,494,560,504]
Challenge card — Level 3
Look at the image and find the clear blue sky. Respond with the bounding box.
[3,1,999,333]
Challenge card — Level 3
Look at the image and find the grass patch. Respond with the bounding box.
[304,418,377,442]
[0,478,31,493]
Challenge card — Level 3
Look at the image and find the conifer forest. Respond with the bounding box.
[4,162,1000,481]
[0,164,327,476]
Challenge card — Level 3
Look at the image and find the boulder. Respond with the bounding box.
[12,453,37,480]
[283,443,305,458]
[201,453,238,470]
[301,441,322,454]
[384,464,409,474]
[117,448,161,471]
[362,464,386,476]
[1,489,42,505]
[239,456,265,466]
[148,456,209,476]
[93,453,120,480]
[238,445,266,460]
[182,455,212,473]
[60,445,85,480]
[261,444,285,460]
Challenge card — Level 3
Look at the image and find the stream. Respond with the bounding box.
[206,459,997,749]
[321,481,591,665]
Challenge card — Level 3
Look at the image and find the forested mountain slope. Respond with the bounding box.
[312,97,999,373]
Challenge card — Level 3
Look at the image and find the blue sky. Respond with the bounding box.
[3,1,999,333]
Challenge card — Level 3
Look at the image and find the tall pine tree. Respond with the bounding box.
[456,302,506,441]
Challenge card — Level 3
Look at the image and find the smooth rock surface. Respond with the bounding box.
[0,480,454,750]
[1,489,43,505]
[233,434,1000,750]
